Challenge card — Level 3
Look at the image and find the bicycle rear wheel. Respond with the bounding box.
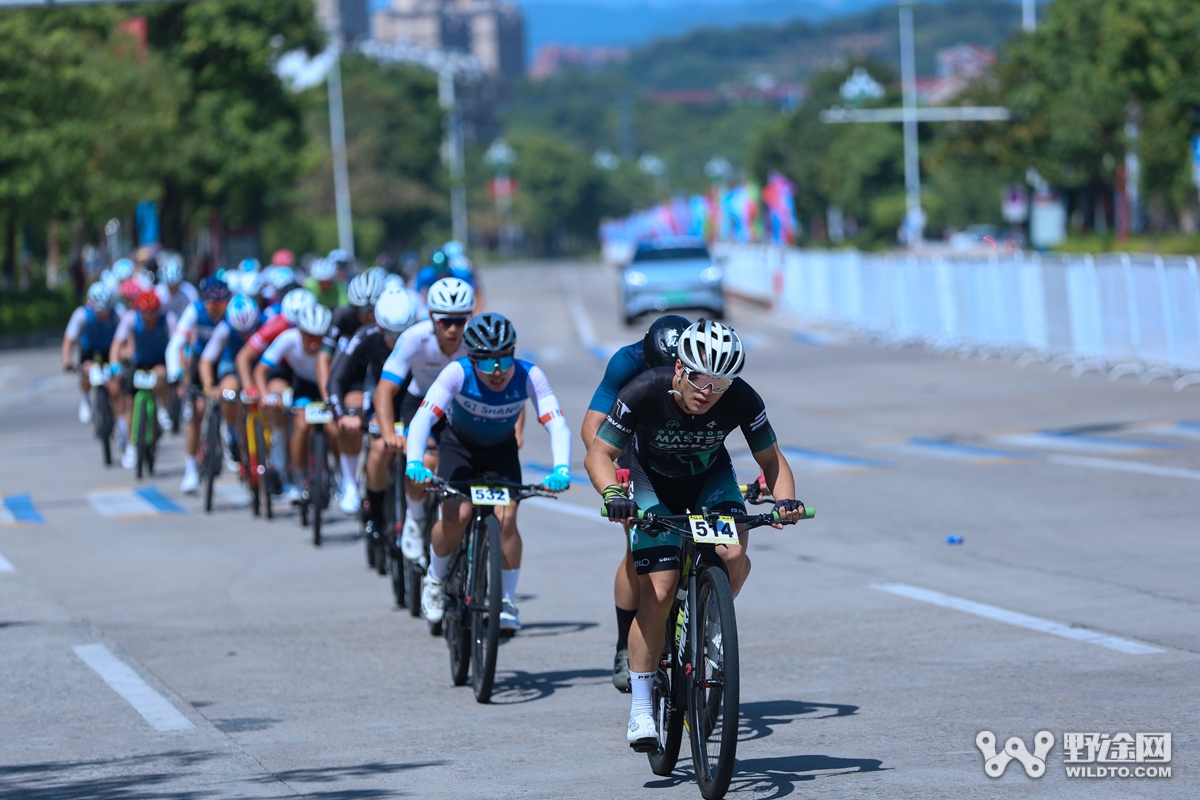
[311,428,326,546]
[648,612,685,775]
[471,515,503,703]
[256,421,272,520]
[135,393,149,479]
[688,566,740,800]
[445,550,471,686]
[94,386,113,466]
[389,464,406,606]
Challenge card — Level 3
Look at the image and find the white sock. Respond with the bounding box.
[271,430,287,473]
[185,455,197,473]
[407,499,426,521]
[629,671,654,719]
[80,390,90,403]
[501,568,520,601]
[340,453,359,489]
[429,547,451,581]
[117,417,130,444]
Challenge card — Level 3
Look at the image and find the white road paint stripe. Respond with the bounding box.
[217,483,250,507]
[1050,454,1200,481]
[0,550,14,572]
[871,583,1163,655]
[523,497,609,525]
[560,269,613,360]
[72,643,195,731]
[88,490,163,519]
[0,504,14,526]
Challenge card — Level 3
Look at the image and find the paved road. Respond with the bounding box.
[1,261,1196,799]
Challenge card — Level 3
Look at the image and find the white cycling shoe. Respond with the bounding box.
[339,483,361,515]
[157,406,173,433]
[500,598,520,633]
[78,399,92,424]
[399,516,424,561]
[121,443,137,469]
[421,575,445,624]
[627,713,657,748]
[180,465,200,494]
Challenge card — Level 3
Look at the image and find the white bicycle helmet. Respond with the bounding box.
[159,256,184,286]
[87,282,115,311]
[309,257,337,281]
[677,320,745,380]
[225,294,260,334]
[347,269,386,308]
[383,274,405,294]
[237,257,261,273]
[296,303,333,336]
[267,266,299,292]
[112,258,135,281]
[426,277,474,315]
[280,288,317,324]
[374,289,418,335]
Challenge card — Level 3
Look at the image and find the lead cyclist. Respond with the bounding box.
[583,319,805,748]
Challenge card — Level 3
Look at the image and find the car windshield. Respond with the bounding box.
[632,246,709,263]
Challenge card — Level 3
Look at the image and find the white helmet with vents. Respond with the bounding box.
[375,289,418,335]
[426,277,474,315]
[676,320,744,380]
[296,304,333,336]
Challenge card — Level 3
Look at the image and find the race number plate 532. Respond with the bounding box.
[688,515,739,545]
[470,486,510,506]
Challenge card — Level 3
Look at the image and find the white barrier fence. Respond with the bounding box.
[712,243,1200,390]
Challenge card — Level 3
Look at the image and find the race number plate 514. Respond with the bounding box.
[470,486,510,506]
[688,515,739,546]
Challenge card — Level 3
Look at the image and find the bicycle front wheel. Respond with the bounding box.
[311,429,326,547]
[648,619,685,775]
[257,421,272,520]
[688,566,740,800]
[446,551,472,686]
[471,515,503,703]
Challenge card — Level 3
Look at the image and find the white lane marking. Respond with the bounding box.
[88,490,164,519]
[0,550,14,572]
[523,497,609,525]
[560,269,612,361]
[871,583,1164,655]
[1050,454,1200,481]
[217,483,250,507]
[0,504,14,526]
[72,643,196,731]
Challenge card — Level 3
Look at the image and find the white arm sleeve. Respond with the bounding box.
[64,308,87,340]
[525,365,571,467]
[380,323,422,385]
[166,304,197,381]
[404,361,465,465]
[201,322,231,363]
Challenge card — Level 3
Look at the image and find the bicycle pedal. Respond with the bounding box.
[629,739,657,754]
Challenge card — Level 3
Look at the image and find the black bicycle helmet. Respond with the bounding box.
[463,312,516,357]
[642,314,692,368]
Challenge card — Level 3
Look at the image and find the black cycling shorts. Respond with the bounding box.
[436,426,521,489]
[292,374,322,403]
[266,362,294,384]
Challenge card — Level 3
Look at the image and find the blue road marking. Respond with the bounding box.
[779,447,889,470]
[3,494,44,523]
[1039,431,1186,451]
[793,331,829,347]
[903,438,1034,460]
[133,487,185,514]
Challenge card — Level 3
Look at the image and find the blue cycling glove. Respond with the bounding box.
[406,460,433,483]
[542,464,571,492]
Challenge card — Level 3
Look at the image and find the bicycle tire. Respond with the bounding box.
[471,515,503,703]
[408,505,433,619]
[688,566,740,800]
[94,386,113,466]
[312,428,326,546]
[146,396,157,476]
[390,549,406,607]
[135,392,148,480]
[256,421,272,520]
[204,471,215,513]
[648,612,685,775]
[390,464,407,606]
[446,550,471,686]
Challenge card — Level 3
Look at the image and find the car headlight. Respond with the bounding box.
[624,270,648,287]
[700,266,723,283]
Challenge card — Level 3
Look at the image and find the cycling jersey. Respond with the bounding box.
[66,307,119,357]
[321,305,362,355]
[414,266,474,294]
[380,320,467,398]
[326,323,393,417]
[155,282,199,320]
[597,367,777,478]
[303,276,347,310]
[246,313,291,354]
[115,309,177,369]
[587,342,647,414]
[260,327,318,384]
[166,300,219,381]
[201,317,262,379]
[406,358,570,466]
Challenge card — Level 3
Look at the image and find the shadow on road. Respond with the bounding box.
[212,717,282,733]
[489,667,610,704]
[646,754,886,799]
[264,760,447,797]
[739,699,859,742]
[508,620,598,638]
[0,751,219,800]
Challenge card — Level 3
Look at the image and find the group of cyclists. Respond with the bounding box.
[61,242,808,760]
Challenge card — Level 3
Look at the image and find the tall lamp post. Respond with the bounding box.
[328,32,355,259]
[484,137,517,254]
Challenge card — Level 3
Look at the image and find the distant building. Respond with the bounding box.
[369,0,525,81]
[917,43,996,105]
[528,44,630,80]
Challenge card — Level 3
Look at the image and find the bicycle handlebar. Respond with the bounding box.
[422,475,560,501]
[601,505,814,525]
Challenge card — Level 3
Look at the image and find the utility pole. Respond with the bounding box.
[1023,0,1036,32]
[328,38,355,259]
[439,68,468,246]
[898,0,923,244]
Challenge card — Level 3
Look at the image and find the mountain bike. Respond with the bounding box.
[240,390,277,520]
[88,361,115,466]
[296,400,334,546]
[425,476,558,703]
[606,499,814,800]
[129,368,160,479]
[198,388,229,513]
[368,420,417,606]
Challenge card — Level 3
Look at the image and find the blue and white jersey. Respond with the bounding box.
[200,316,262,367]
[166,300,219,381]
[114,309,176,368]
[65,306,119,356]
[405,357,570,465]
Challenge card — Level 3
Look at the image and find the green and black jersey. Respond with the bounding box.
[597,366,777,478]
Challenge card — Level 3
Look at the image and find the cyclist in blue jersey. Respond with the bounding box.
[413,250,479,306]
[580,314,690,692]
[405,312,570,633]
[63,282,123,425]
[168,278,232,484]
[111,290,177,469]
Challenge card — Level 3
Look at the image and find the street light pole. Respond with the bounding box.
[328,39,355,259]
[439,68,468,246]
[1022,0,1036,32]
[898,0,924,245]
